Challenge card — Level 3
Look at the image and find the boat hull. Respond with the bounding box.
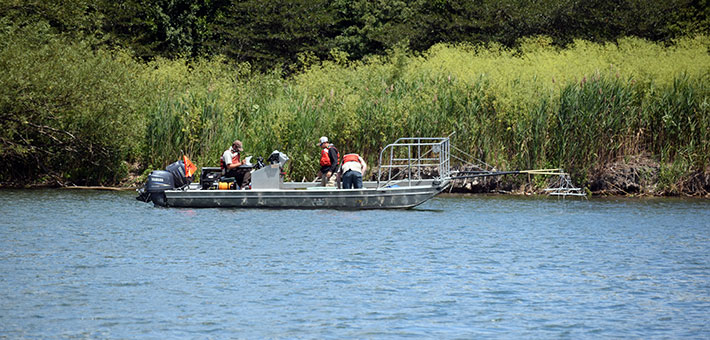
[163,180,448,209]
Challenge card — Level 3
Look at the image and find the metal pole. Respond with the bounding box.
[389,145,394,184]
[417,138,421,180]
[408,145,412,187]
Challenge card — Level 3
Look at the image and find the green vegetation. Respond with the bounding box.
[0,23,147,184]
[1,1,709,194]
[2,21,708,194]
[2,0,707,71]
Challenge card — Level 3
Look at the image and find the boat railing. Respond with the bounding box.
[376,137,451,188]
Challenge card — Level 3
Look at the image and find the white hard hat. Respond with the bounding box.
[319,136,328,144]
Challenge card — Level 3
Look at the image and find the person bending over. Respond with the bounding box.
[340,153,367,189]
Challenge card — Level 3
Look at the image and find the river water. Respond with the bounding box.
[1,189,708,339]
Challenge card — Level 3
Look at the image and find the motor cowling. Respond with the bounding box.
[136,170,175,206]
[165,160,191,188]
[137,159,196,206]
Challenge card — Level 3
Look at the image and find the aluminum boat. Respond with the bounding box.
[138,137,453,209]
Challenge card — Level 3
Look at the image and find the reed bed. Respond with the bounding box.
[3,26,708,192]
[139,36,709,191]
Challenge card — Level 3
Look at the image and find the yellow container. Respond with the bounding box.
[218,182,231,190]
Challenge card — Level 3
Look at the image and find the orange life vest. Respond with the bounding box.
[319,145,339,167]
[342,153,360,164]
[220,150,240,170]
[320,148,331,166]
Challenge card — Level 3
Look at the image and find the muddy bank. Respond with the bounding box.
[586,155,710,197]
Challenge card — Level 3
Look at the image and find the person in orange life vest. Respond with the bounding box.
[221,139,251,189]
[316,136,339,186]
[340,153,367,189]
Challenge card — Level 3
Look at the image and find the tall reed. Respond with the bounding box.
[6,24,707,191]
[138,35,709,187]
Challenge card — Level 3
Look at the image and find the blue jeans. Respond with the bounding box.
[341,170,363,189]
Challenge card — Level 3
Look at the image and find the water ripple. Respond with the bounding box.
[0,190,709,338]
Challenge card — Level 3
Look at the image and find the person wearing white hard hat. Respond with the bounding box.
[316,136,339,186]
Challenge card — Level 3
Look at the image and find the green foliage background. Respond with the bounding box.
[2,0,707,70]
[1,0,709,194]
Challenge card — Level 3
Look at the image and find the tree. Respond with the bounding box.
[0,0,102,39]
[97,0,216,59]
[210,0,337,72]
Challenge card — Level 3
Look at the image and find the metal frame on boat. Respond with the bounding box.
[140,137,453,209]
[376,137,451,189]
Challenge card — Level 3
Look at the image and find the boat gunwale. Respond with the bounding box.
[162,180,448,209]
[165,181,446,198]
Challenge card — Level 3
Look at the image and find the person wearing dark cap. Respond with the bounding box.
[220,139,251,189]
[316,136,339,186]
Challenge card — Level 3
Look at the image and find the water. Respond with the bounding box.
[1,189,709,339]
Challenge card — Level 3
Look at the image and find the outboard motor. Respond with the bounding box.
[136,159,193,206]
[136,170,175,206]
[165,160,191,188]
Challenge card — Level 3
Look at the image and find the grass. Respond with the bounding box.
[3,25,709,192]
[117,34,710,185]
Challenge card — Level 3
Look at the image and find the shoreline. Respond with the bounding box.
[1,182,708,198]
[2,158,708,198]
